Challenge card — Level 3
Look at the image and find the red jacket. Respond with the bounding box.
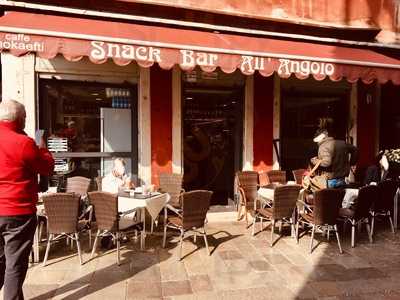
[0,121,55,216]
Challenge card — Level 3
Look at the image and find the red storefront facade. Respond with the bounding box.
[1,1,399,201]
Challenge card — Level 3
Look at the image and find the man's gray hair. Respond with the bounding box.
[0,100,26,122]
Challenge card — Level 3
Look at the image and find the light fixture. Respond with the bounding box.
[95,98,103,101]
[91,92,100,96]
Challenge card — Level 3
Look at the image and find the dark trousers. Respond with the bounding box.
[0,215,37,300]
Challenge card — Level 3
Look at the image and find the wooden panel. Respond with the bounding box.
[150,65,173,186]
[357,82,379,169]
[253,72,274,172]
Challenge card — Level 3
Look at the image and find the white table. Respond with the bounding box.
[118,192,170,250]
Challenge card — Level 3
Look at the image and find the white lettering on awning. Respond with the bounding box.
[278,58,335,76]
[89,41,162,63]
[0,34,44,52]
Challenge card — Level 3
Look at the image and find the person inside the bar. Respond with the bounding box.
[102,157,133,194]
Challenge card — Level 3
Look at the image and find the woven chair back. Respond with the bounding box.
[88,191,119,232]
[354,185,378,220]
[66,176,91,197]
[292,169,306,185]
[159,173,184,208]
[43,193,80,234]
[267,170,287,184]
[376,179,398,211]
[273,185,301,219]
[258,171,269,187]
[182,190,213,230]
[236,171,259,210]
[313,189,345,225]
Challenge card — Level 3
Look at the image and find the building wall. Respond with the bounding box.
[150,66,173,186]
[114,0,399,43]
[357,82,380,172]
[253,73,274,172]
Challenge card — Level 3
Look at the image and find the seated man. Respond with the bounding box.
[102,158,133,194]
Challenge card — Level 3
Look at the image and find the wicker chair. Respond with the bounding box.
[252,184,301,246]
[159,173,184,209]
[162,190,213,260]
[339,185,377,247]
[66,176,91,197]
[371,179,398,235]
[296,188,345,254]
[159,173,185,232]
[42,193,83,266]
[66,176,93,245]
[266,170,287,184]
[292,169,307,185]
[88,191,139,265]
[236,171,259,226]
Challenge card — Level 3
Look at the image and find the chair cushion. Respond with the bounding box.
[257,207,273,218]
[299,212,314,223]
[339,208,355,218]
[167,216,183,228]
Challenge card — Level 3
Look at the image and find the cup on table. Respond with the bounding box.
[148,184,155,193]
[142,184,149,196]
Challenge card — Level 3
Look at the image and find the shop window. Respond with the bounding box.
[38,79,138,189]
[280,77,350,173]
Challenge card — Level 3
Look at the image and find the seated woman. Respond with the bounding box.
[102,157,133,194]
[101,158,138,233]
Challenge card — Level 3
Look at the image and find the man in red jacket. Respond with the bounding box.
[0,100,54,300]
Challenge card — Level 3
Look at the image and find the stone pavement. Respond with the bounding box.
[11,213,400,300]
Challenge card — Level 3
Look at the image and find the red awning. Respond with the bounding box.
[1,11,400,84]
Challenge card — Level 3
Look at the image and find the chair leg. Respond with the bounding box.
[251,215,257,236]
[162,222,168,248]
[327,226,330,241]
[43,234,53,267]
[88,229,92,249]
[193,232,197,243]
[388,211,395,234]
[151,217,154,234]
[351,220,356,248]
[334,225,343,254]
[295,220,300,244]
[245,207,249,227]
[270,220,275,247]
[116,232,121,266]
[203,229,210,256]
[38,221,44,242]
[237,203,243,221]
[310,225,315,254]
[178,229,184,261]
[371,212,375,236]
[90,230,100,259]
[75,233,83,265]
[278,221,283,234]
[261,218,263,232]
[365,218,373,244]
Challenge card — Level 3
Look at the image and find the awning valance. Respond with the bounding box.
[1,11,400,84]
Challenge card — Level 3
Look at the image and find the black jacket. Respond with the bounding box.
[331,140,358,179]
